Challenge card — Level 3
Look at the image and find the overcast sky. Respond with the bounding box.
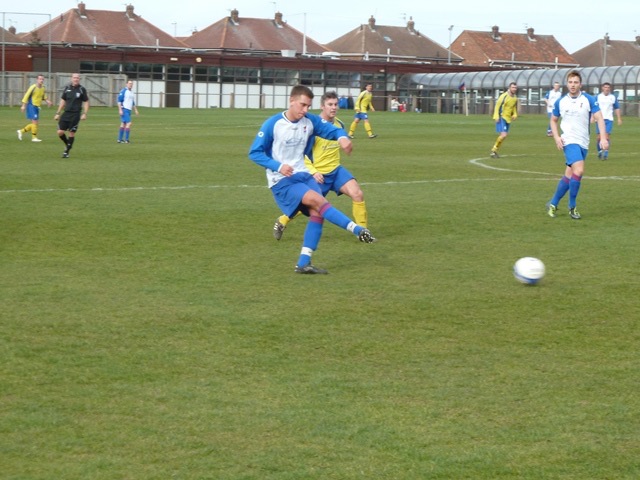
[4,0,639,54]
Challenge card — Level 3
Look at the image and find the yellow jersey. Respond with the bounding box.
[493,91,518,123]
[355,90,373,112]
[305,118,344,175]
[22,84,49,107]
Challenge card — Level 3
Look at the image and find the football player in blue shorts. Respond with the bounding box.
[348,84,377,139]
[273,91,368,240]
[117,80,139,143]
[490,82,518,158]
[547,71,608,220]
[249,85,376,274]
[594,82,622,160]
[18,75,52,142]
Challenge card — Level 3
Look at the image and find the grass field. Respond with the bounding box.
[2,105,639,479]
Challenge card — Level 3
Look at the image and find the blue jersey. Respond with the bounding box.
[553,92,600,150]
[248,112,348,188]
[118,87,136,110]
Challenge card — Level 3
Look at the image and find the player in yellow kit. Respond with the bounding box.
[348,84,377,139]
[273,91,368,240]
[490,82,518,158]
[18,74,52,142]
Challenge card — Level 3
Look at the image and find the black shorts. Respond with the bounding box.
[58,112,81,133]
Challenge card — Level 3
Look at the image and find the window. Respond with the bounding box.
[300,70,324,86]
[195,66,219,82]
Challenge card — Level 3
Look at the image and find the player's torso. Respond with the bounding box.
[271,117,314,168]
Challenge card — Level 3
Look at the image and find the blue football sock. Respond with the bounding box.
[568,175,582,209]
[297,216,323,267]
[550,176,570,206]
[318,203,362,236]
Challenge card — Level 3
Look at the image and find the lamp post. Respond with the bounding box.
[447,25,454,64]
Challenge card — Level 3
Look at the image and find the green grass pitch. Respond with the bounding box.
[2,106,639,479]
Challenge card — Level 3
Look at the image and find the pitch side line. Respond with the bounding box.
[0,178,558,194]
[3,156,640,194]
[470,155,640,181]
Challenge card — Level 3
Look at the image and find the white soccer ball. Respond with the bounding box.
[513,257,545,285]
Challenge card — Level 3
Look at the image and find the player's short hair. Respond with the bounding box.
[567,70,582,82]
[290,85,314,100]
[509,82,517,88]
[602,82,612,88]
[320,91,338,105]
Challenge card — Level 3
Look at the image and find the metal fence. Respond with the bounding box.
[4,71,639,116]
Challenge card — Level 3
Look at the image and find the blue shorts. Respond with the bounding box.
[563,144,588,165]
[318,166,355,197]
[120,108,132,123]
[270,172,322,218]
[495,118,511,133]
[26,103,40,120]
[354,112,369,120]
[595,119,613,135]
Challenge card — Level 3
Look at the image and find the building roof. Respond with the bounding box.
[1,26,25,44]
[182,9,328,55]
[450,26,577,68]
[326,16,462,63]
[572,36,640,67]
[22,2,187,49]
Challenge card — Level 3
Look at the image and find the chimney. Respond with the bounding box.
[274,11,283,27]
[126,4,135,17]
[636,35,640,46]
[230,8,239,25]
[9,25,16,35]
[527,27,535,40]
[407,16,415,33]
[491,25,500,40]
[368,15,376,30]
[78,2,86,17]
[604,34,610,45]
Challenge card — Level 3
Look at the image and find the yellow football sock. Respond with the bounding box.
[348,121,357,136]
[23,124,32,133]
[32,124,38,137]
[352,201,367,227]
[279,211,302,227]
[364,124,373,136]
[493,136,504,151]
[279,214,291,227]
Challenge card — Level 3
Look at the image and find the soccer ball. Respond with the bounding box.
[513,257,545,285]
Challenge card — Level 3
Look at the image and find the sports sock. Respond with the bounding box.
[318,203,362,236]
[348,121,357,136]
[125,128,130,141]
[493,136,504,151]
[24,124,33,133]
[297,216,323,267]
[118,127,124,141]
[59,133,68,147]
[67,136,75,150]
[568,174,582,209]
[364,123,373,136]
[32,124,38,138]
[352,201,367,227]
[278,214,291,227]
[550,176,571,206]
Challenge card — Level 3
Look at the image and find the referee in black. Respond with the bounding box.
[54,73,89,158]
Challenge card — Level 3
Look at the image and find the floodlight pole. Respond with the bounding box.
[447,25,454,64]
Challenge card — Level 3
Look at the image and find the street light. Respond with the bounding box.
[447,25,454,64]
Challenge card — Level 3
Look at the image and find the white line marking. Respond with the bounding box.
[469,155,640,181]
[2,156,639,194]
